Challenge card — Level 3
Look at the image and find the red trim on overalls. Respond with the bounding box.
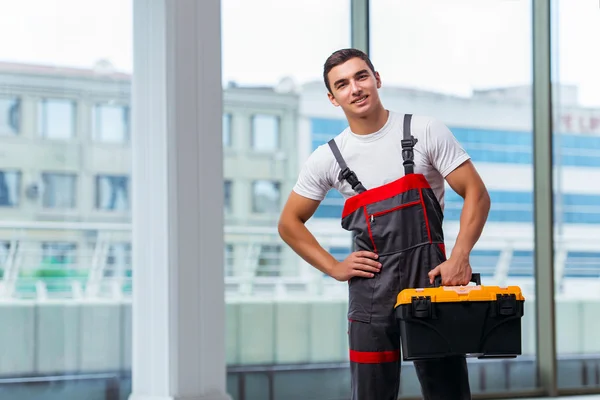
[439,243,446,257]
[418,188,432,243]
[342,173,431,219]
[349,349,400,364]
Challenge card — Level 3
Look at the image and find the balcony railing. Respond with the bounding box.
[0,221,598,302]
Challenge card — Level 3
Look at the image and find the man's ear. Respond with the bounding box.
[328,92,340,107]
[375,71,382,89]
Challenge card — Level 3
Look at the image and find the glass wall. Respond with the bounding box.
[4,1,597,399]
[552,0,600,391]
[369,0,536,397]
[221,0,352,398]
[0,1,132,399]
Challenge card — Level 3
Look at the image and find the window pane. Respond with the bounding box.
[222,0,350,396]
[0,1,133,398]
[224,180,232,214]
[370,0,535,396]
[104,243,131,280]
[42,173,77,209]
[93,104,129,143]
[0,97,20,135]
[41,242,77,265]
[552,0,600,391]
[0,170,21,207]
[256,245,281,277]
[252,180,280,214]
[252,114,279,151]
[223,113,231,147]
[224,244,234,277]
[96,175,129,211]
[32,242,79,296]
[38,99,75,139]
[0,241,10,267]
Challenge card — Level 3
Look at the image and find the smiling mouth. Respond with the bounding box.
[352,95,368,104]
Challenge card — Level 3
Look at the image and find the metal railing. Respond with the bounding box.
[0,221,599,301]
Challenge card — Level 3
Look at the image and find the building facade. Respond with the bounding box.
[0,61,132,298]
[0,63,303,299]
[2,61,600,300]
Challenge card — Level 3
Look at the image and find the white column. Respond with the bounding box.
[130,1,230,400]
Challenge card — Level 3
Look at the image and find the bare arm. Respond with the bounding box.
[277,191,339,275]
[278,191,381,281]
[446,159,491,259]
[428,160,491,285]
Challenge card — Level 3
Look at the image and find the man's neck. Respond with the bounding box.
[348,106,389,135]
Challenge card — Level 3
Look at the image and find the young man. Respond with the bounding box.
[278,48,490,399]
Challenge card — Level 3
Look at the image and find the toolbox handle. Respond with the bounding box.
[434,273,481,287]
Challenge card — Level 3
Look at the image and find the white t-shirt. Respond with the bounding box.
[292,111,470,211]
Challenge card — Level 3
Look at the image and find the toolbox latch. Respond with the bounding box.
[496,294,517,316]
[411,296,432,319]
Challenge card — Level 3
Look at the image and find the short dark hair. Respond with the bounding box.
[323,48,376,93]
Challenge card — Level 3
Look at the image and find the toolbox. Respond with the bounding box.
[394,273,525,361]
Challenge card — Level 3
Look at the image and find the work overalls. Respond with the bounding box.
[328,114,472,400]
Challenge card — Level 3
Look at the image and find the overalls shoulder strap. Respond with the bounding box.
[402,114,418,175]
[327,139,367,194]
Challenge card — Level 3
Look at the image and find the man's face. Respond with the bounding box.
[327,57,382,117]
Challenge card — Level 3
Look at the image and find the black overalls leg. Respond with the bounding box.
[328,114,472,400]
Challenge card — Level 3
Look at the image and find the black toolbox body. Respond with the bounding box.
[394,273,525,361]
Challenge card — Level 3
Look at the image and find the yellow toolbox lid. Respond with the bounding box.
[395,285,525,308]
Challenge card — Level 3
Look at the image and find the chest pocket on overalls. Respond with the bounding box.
[364,189,430,256]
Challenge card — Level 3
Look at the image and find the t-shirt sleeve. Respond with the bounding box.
[426,118,471,178]
[292,146,334,201]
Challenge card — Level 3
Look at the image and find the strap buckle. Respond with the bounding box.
[402,150,414,162]
[401,137,418,159]
[401,137,418,172]
[339,167,360,188]
[401,138,417,148]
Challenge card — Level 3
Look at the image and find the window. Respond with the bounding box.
[311,118,350,151]
[0,97,20,135]
[41,173,77,209]
[552,0,600,391]
[41,242,77,266]
[330,246,350,262]
[251,114,279,151]
[0,241,11,269]
[224,244,234,276]
[252,180,280,214]
[0,170,21,207]
[92,104,129,143]
[33,242,79,294]
[96,175,129,211]
[445,190,533,223]
[370,0,535,396]
[38,99,76,139]
[104,243,131,277]
[256,244,281,277]
[222,0,351,396]
[223,113,231,147]
[224,180,232,213]
[1,1,133,399]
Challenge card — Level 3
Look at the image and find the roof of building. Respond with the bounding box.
[0,60,131,81]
